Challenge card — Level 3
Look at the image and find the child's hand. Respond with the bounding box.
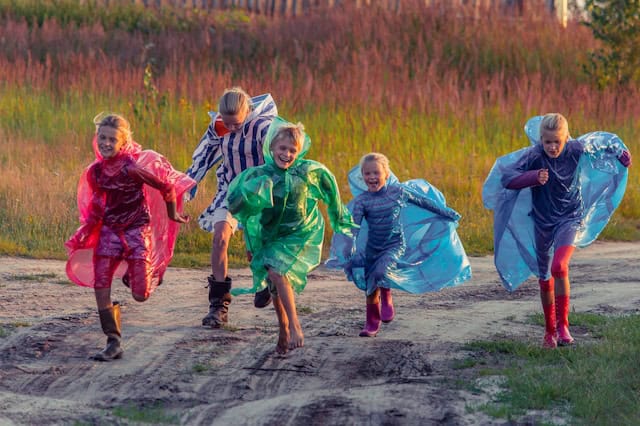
[170,213,190,224]
[537,169,549,185]
[166,201,189,223]
[618,150,632,168]
[246,251,253,261]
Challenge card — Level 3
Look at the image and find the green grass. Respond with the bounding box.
[461,313,640,425]
[1,85,637,266]
[112,402,179,424]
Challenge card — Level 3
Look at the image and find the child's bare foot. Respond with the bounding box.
[288,324,304,350]
[277,326,289,354]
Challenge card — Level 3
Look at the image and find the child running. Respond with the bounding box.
[65,113,194,361]
[186,87,277,329]
[483,113,631,348]
[328,153,471,337]
[226,118,356,354]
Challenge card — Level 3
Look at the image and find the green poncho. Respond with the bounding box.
[227,117,355,295]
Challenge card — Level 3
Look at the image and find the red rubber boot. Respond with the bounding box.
[556,295,575,346]
[540,279,557,349]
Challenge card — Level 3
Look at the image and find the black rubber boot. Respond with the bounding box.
[92,302,123,361]
[202,276,232,328]
[254,286,272,308]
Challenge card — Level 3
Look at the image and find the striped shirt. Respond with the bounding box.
[186,93,277,232]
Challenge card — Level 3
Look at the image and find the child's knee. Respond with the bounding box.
[132,292,149,302]
[551,261,570,278]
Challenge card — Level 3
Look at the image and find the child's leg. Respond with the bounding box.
[552,245,575,345]
[535,230,556,348]
[539,278,557,348]
[272,295,290,354]
[126,258,153,302]
[123,225,154,302]
[93,255,123,361]
[268,269,304,351]
[360,288,381,337]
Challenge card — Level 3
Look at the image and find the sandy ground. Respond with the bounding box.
[1,241,639,425]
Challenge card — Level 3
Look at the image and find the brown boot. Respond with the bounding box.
[202,276,232,328]
[92,302,123,361]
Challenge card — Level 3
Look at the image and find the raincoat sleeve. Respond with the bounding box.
[309,162,357,236]
[64,164,104,252]
[403,186,461,221]
[185,121,222,200]
[575,131,630,246]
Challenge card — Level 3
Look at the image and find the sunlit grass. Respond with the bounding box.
[0,4,639,266]
[462,313,640,424]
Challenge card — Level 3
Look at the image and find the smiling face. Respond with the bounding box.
[540,127,568,159]
[361,160,389,192]
[271,136,301,170]
[96,126,127,159]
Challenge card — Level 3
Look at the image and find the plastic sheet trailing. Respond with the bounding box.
[482,116,629,292]
[65,137,195,291]
[227,117,356,295]
[326,164,472,295]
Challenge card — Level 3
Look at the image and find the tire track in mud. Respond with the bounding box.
[185,335,491,426]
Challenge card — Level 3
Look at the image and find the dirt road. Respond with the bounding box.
[1,242,639,425]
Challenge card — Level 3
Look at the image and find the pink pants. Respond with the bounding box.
[94,224,154,300]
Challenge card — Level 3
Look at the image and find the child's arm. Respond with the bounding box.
[404,187,461,221]
[317,169,357,236]
[618,150,632,167]
[505,169,548,189]
[129,166,189,223]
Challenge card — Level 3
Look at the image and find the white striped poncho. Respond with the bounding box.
[186,94,277,232]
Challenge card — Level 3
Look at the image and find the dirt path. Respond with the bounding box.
[1,242,639,425]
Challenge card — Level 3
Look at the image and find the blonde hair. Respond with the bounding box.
[540,113,569,138]
[359,152,390,176]
[218,87,252,116]
[93,112,132,143]
[270,122,305,150]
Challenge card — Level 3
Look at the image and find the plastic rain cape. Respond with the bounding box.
[227,117,356,296]
[482,116,629,292]
[65,137,195,291]
[326,166,472,294]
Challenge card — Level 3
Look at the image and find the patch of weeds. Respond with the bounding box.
[112,402,179,424]
[0,321,31,337]
[451,356,481,370]
[222,324,239,332]
[504,314,516,321]
[297,305,313,315]
[192,363,211,373]
[8,272,57,282]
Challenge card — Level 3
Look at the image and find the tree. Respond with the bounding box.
[582,0,640,89]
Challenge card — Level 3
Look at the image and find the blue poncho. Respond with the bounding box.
[483,116,629,291]
[327,166,471,294]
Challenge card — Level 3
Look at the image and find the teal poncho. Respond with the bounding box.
[227,117,356,295]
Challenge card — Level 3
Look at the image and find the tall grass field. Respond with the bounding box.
[0,0,638,266]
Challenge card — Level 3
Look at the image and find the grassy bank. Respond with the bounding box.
[0,2,638,266]
[461,312,640,424]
